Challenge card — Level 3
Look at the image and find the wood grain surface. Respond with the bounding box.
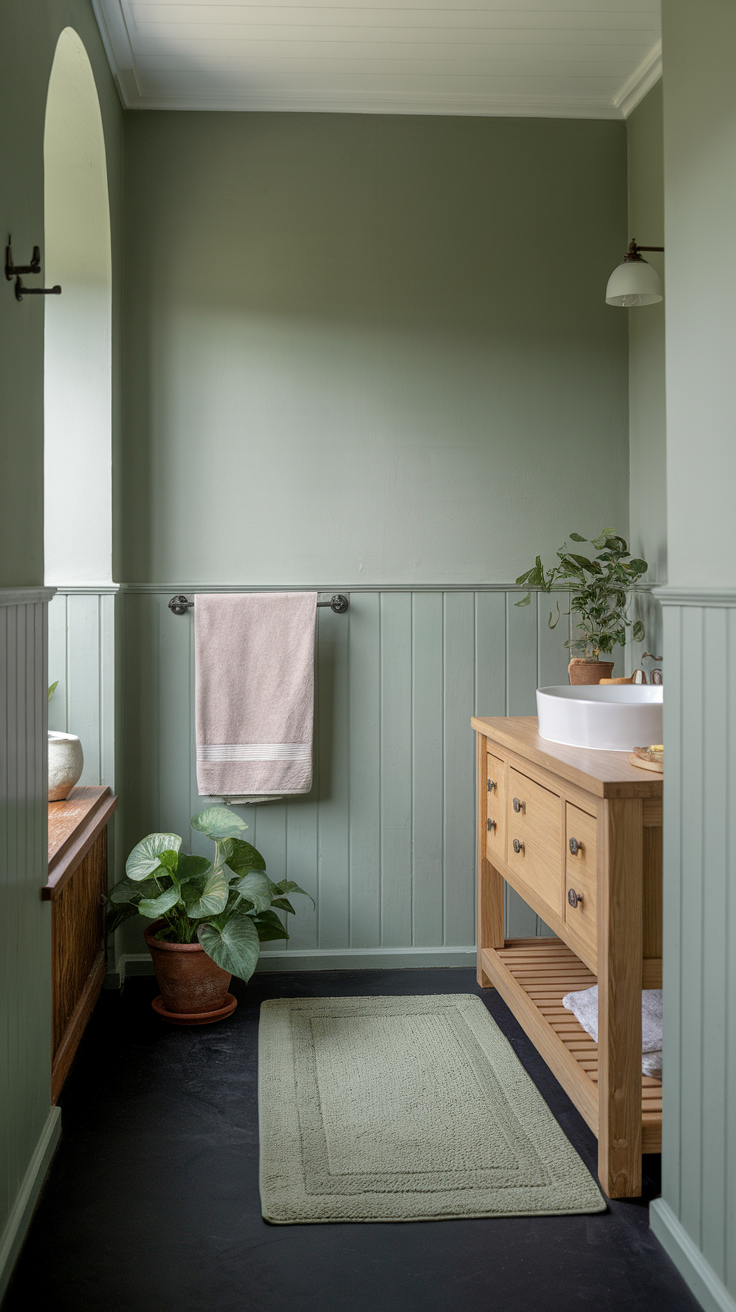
[472,716,664,799]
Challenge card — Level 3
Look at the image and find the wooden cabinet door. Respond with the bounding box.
[564,803,598,973]
[506,768,562,920]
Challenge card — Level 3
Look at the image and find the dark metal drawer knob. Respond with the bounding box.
[569,837,582,856]
[487,818,497,832]
[487,778,497,792]
[513,797,524,813]
[513,838,525,854]
[568,888,583,909]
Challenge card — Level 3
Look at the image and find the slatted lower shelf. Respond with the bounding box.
[481,938,662,1154]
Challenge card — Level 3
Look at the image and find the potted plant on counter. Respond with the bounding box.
[515,529,647,684]
[106,806,312,1025]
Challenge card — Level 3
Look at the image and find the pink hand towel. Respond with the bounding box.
[195,592,317,797]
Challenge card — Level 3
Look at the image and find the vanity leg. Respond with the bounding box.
[476,732,504,987]
[597,798,643,1198]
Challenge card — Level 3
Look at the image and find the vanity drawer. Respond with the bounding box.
[506,768,562,918]
[564,804,598,973]
[485,752,506,864]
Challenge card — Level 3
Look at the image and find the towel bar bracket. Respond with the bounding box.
[168,592,349,615]
[321,594,349,613]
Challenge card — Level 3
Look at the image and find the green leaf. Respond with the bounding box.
[157,849,179,872]
[190,806,248,840]
[126,833,182,881]
[568,533,587,543]
[270,896,296,914]
[226,838,266,875]
[233,871,277,913]
[254,920,289,942]
[137,886,181,919]
[515,593,532,608]
[109,876,158,904]
[632,620,645,642]
[183,866,229,918]
[275,879,314,907]
[197,913,260,983]
[48,680,58,703]
[628,558,648,574]
[176,853,212,885]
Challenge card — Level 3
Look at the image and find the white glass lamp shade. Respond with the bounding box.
[606,257,662,307]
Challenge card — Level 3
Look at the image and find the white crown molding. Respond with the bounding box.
[122,91,624,120]
[613,39,662,118]
[90,0,141,108]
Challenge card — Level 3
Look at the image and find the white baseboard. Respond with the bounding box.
[106,945,477,985]
[650,1199,736,1312]
[0,1107,61,1302]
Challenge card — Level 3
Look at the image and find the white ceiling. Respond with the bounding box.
[91,0,661,118]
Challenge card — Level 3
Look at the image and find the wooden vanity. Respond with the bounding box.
[44,786,117,1101]
[472,715,662,1199]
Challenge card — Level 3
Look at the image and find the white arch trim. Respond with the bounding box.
[44,27,112,586]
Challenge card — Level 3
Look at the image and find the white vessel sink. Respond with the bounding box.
[536,684,663,751]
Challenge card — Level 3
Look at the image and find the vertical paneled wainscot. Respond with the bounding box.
[113,586,575,976]
[649,591,736,1312]
[0,589,60,1302]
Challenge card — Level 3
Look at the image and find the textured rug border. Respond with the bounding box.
[258,993,605,1224]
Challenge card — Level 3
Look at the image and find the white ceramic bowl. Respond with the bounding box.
[536,684,663,752]
[48,731,84,800]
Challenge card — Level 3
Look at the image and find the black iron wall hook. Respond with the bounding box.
[5,236,62,301]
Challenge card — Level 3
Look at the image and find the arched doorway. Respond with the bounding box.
[44,26,112,585]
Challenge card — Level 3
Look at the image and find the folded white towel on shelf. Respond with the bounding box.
[195,592,317,798]
[562,985,662,1080]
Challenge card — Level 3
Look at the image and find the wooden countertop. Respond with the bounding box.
[471,716,663,799]
[45,785,118,901]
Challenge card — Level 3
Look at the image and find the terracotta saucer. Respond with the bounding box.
[151,993,238,1026]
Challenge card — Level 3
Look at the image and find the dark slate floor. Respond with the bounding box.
[5,968,699,1312]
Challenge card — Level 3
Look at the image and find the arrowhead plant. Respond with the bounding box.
[515,528,648,659]
[106,807,313,983]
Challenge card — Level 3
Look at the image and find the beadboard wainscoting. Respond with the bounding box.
[48,589,118,788]
[109,584,572,977]
[650,589,736,1312]
[48,584,659,979]
[0,589,60,1301]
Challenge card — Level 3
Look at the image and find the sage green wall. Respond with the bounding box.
[122,113,630,586]
[0,1,122,589]
[627,81,666,585]
[649,3,736,1309]
[662,1,736,589]
[0,1,122,1296]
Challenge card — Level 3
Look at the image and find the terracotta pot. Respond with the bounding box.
[567,658,614,686]
[144,920,232,1018]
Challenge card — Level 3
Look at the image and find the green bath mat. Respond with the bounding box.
[258,994,605,1223]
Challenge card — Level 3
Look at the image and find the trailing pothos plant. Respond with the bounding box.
[515,529,648,659]
[106,806,312,983]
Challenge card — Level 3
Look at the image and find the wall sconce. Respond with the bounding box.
[606,238,663,307]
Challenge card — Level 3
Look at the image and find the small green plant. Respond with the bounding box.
[106,806,312,983]
[515,529,648,659]
[48,681,58,702]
